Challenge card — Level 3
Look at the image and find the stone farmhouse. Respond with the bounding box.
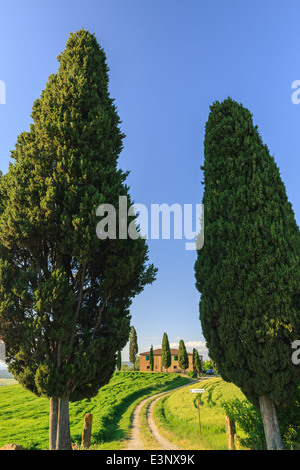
[140,348,203,373]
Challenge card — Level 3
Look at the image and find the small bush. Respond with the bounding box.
[223,389,300,450]
[223,398,266,449]
[187,371,197,378]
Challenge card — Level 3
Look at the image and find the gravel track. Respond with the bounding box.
[124,383,193,451]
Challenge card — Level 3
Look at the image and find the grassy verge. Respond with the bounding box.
[152,377,247,450]
[0,371,190,450]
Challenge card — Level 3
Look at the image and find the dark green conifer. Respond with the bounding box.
[161,333,171,371]
[0,29,156,450]
[192,348,201,375]
[195,97,300,449]
[129,326,138,371]
[178,339,188,372]
[117,350,122,371]
[150,345,154,371]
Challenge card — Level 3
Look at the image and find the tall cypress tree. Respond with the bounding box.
[0,29,157,450]
[194,97,300,449]
[178,339,188,373]
[117,350,122,372]
[129,326,138,371]
[150,345,154,371]
[161,333,171,372]
[192,348,201,376]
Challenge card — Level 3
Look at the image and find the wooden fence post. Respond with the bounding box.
[81,413,93,449]
[226,416,237,450]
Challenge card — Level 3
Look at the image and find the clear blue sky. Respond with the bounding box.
[0,1,299,363]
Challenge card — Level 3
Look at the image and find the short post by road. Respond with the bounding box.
[190,389,205,436]
[81,413,93,449]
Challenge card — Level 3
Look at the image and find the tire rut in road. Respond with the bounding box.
[146,393,183,450]
[124,384,190,450]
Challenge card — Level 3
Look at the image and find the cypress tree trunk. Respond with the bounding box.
[56,394,72,450]
[259,396,284,450]
[49,397,59,450]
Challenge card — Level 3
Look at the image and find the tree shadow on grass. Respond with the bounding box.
[198,379,223,408]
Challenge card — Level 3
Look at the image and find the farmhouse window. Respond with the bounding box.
[174,355,178,361]
[146,355,150,361]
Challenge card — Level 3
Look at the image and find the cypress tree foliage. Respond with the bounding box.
[150,345,154,371]
[178,340,188,373]
[161,333,171,372]
[0,29,157,450]
[117,350,122,372]
[129,326,138,371]
[192,348,201,376]
[194,97,300,449]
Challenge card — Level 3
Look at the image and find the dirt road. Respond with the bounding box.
[124,384,191,451]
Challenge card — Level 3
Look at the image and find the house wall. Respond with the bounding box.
[140,353,194,372]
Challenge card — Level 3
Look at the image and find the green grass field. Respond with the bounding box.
[152,377,247,450]
[2,373,300,450]
[0,371,190,450]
